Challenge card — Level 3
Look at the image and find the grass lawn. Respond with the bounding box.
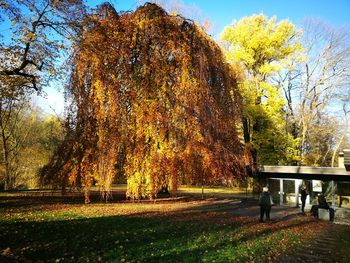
[0,191,344,262]
[338,227,350,262]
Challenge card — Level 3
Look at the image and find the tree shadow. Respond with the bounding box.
[0,213,235,262]
[0,192,323,262]
[0,190,127,210]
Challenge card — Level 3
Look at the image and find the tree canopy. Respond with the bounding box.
[282,19,350,166]
[221,14,302,165]
[42,3,246,202]
[0,0,86,97]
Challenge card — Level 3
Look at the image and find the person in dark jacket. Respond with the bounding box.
[300,186,308,214]
[259,187,273,222]
[310,193,335,221]
[317,193,329,209]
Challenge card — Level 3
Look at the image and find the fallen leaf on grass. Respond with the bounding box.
[1,247,11,256]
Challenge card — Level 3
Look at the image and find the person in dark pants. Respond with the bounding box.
[311,193,328,217]
[310,193,335,221]
[259,187,273,222]
[300,186,308,214]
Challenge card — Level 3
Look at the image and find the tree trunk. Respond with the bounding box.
[242,117,250,144]
[84,187,91,204]
[331,134,345,167]
[299,117,308,165]
[1,126,11,191]
[4,163,10,191]
[201,183,204,199]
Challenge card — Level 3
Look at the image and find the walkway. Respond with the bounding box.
[227,199,350,224]
[195,199,350,262]
[229,200,302,221]
[277,223,348,263]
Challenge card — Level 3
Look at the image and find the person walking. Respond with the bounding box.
[300,186,308,214]
[259,187,273,222]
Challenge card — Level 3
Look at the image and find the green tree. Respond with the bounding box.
[18,109,64,188]
[221,14,302,165]
[0,98,63,190]
[0,95,28,190]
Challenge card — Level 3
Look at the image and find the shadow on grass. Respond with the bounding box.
[0,191,127,209]
[0,210,318,263]
[0,192,321,262]
[0,191,207,211]
[0,213,231,262]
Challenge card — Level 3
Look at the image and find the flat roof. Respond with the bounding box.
[258,165,350,181]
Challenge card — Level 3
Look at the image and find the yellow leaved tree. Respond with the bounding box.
[221,14,303,165]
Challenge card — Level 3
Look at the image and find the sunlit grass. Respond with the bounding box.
[178,185,253,197]
[0,184,254,200]
[339,228,350,262]
[0,194,329,263]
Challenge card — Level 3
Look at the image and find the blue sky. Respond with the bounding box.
[193,0,350,26]
[31,0,350,114]
[90,0,350,29]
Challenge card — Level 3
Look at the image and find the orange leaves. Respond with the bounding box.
[55,3,247,201]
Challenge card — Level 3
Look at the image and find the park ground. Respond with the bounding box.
[1,187,350,263]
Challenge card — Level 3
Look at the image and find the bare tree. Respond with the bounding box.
[330,89,350,167]
[277,19,350,165]
[0,0,86,96]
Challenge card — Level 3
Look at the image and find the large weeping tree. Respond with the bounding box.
[41,3,246,202]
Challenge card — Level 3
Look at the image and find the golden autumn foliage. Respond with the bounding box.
[221,14,302,165]
[42,3,246,202]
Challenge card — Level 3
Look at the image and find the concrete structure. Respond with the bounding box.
[256,151,350,208]
[318,208,331,221]
[259,165,350,181]
[342,149,350,171]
